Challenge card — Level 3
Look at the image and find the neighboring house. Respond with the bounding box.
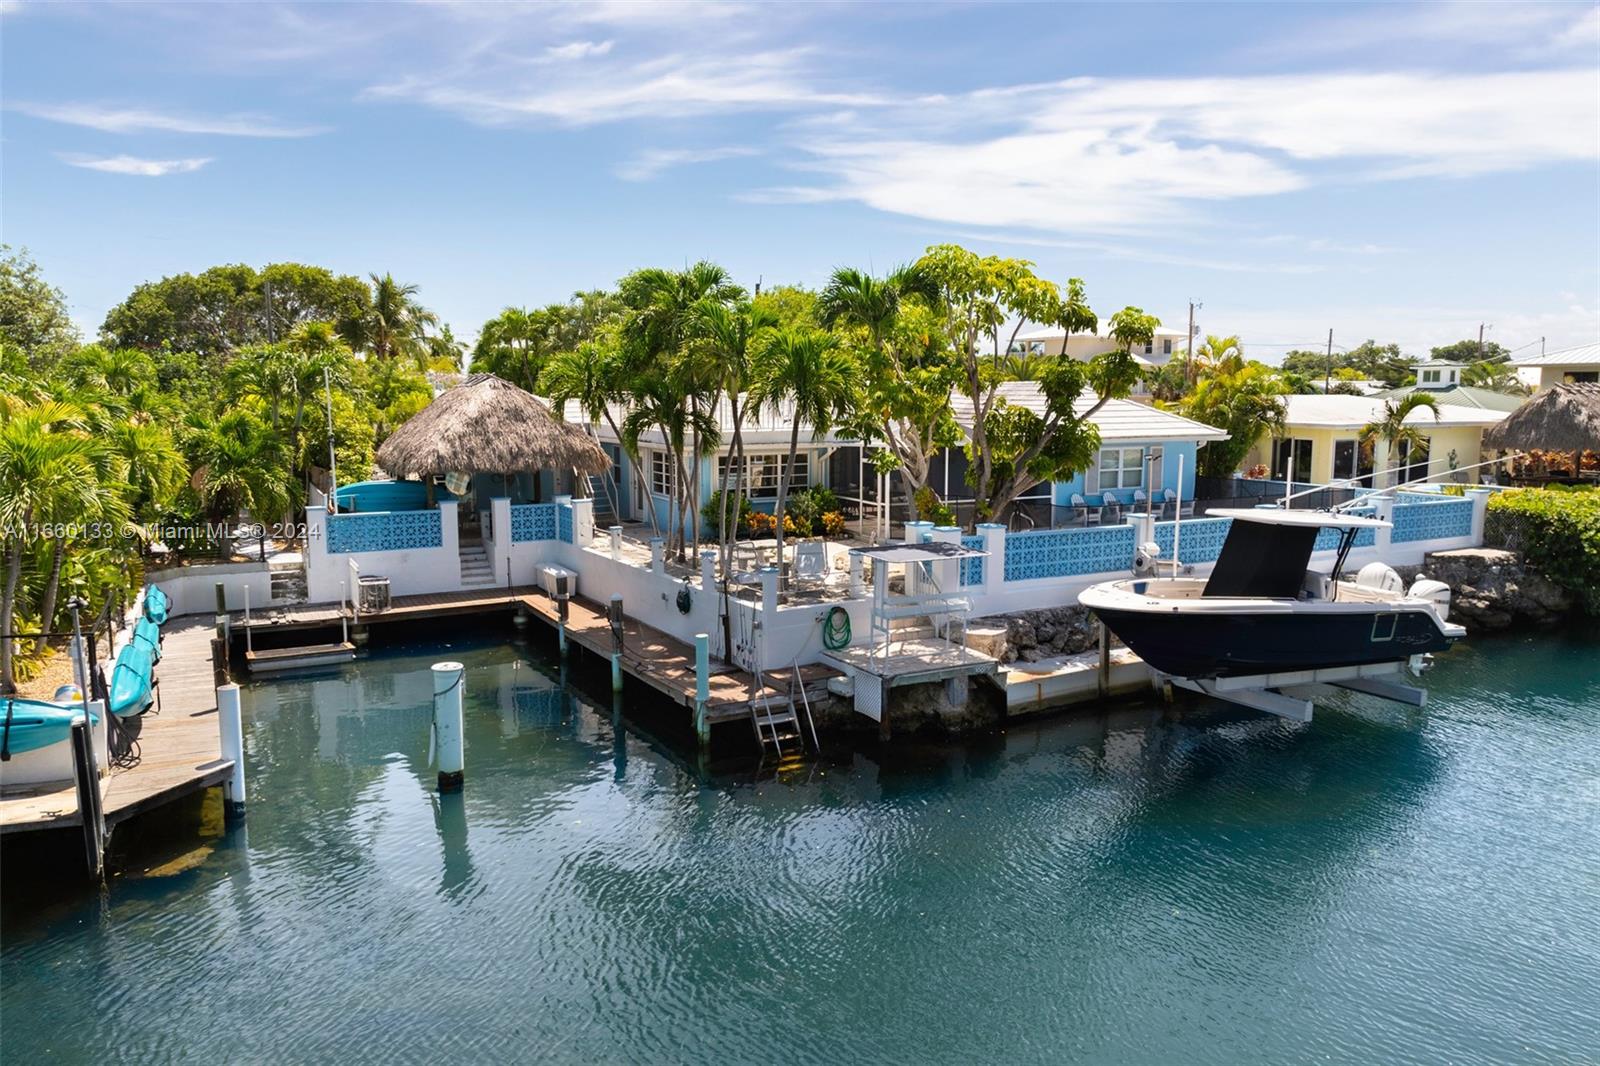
[1008,324,1190,364]
[1241,394,1508,488]
[1379,380,1523,413]
[1511,342,1600,393]
[946,382,1231,510]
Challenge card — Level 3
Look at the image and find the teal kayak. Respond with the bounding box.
[132,616,162,662]
[110,643,154,718]
[0,698,99,759]
[143,585,169,625]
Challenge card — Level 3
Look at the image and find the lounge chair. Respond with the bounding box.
[792,540,828,588]
[1100,493,1123,526]
[1070,493,1098,526]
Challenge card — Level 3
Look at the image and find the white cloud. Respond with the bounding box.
[616,145,758,181]
[1269,1,1600,60]
[13,101,327,137]
[544,39,613,60]
[773,70,1598,234]
[365,49,883,126]
[58,153,212,176]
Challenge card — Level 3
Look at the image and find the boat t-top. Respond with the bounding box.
[1079,508,1463,682]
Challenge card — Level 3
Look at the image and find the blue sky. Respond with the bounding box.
[3,1,1597,361]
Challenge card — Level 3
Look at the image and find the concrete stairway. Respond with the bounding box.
[459,538,495,588]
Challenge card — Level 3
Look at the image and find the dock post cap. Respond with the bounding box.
[431,661,465,673]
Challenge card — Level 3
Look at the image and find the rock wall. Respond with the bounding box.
[967,605,1103,663]
[1414,548,1576,630]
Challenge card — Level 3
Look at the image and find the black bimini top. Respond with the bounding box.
[1199,508,1391,599]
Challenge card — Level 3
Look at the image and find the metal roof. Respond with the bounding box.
[1280,393,1507,429]
[1510,342,1600,367]
[949,382,1231,442]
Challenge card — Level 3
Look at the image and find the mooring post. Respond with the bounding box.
[649,537,664,574]
[609,594,625,693]
[557,592,569,657]
[214,580,228,640]
[433,661,465,792]
[70,720,104,879]
[693,632,710,749]
[1097,621,1111,699]
[609,525,623,561]
[216,683,247,821]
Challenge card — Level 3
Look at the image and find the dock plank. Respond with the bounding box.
[1,621,229,835]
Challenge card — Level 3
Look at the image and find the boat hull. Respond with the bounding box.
[1085,602,1459,679]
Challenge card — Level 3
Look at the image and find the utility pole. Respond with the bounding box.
[265,281,276,344]
[1185,300,1200,382]
[1325,328,1334,393]
[1478,322,1485,361]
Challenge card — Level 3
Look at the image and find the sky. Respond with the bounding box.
[2,0,1598,362]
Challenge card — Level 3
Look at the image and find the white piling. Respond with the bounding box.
[433,661,465,792]
[217,683,247,819]
[694,632,710,748]
[609,594,625,693]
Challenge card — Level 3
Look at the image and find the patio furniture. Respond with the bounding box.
[1070,493,1099,527]
[1100,493,1123,526]
[793,541,828,587]
[1133,488,1149,511]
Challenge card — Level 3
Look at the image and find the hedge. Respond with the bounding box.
[1484,487,1600,614]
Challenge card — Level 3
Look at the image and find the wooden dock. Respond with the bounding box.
[0,622,232,835]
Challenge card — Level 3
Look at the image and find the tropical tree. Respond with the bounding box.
[0,402,106,691]
[1106,307,1162,356]
[1361,392,1441,487]
[1193,333,1244,376]
[694,300,778,571]
[0,245,80,370]
[342,273,437,364]
[539,338,643,532]
[187,411,294,560]
[914,245,1130,525]
[472,307,554,391]
[1180,364,1291,477]
[1461,359,1530,395]
[751,328,855,575]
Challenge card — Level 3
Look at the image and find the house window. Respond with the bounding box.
[1162,338,1173,355]
[1565,371,1598,384]
[1398,438,1430,485]
[1422,369,1441,384]
[1333,439,1357,482]
[1143,340,1154,355]
[716,452,810,498]
[650,451,674,496]
[1098,447,1144,490]
[1271,438,1313,483]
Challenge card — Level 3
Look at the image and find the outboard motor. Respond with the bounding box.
[1133,541,1162,577]
[1408,578,1453,621]
[1355,562,1404,594]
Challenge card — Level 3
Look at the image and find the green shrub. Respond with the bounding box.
[701,489,754,538]
[913,485,956,526]
[1485,487,1600,613]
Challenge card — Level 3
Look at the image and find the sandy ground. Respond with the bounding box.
[12,644,83,701]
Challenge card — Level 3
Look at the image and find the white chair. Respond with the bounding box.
[1100,492,1123,525]
[1132,488,1149,511]
[792,540,828,587]
[1071,493,1099,526]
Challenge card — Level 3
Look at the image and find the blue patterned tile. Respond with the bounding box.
[1004,525,1135,581]
[558,503,574,544]
[960,536,985,586]
[327,510,442,554]
[510,503,558,542]
[1392,498,1472,543]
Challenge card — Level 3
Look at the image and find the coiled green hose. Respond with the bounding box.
[822,606,852,650]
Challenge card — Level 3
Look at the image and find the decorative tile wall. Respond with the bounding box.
[510,503,558,543]
[960,535,985,586]
[326,510,443,554]
[1153,517,1232,564]
[1004,524,1135,581]
[1392,498,1472,543]
[557,503,574,544]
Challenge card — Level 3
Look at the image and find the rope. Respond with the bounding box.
[822,606,852,651]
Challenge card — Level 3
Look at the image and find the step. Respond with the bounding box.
[752,712,799,729]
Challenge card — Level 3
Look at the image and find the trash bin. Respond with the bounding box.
[357,574,391,613]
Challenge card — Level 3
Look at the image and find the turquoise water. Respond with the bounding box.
[3,624,1597,1064]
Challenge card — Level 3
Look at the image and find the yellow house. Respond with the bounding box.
[1241,394,1508,487]
[1511,342,1600,393]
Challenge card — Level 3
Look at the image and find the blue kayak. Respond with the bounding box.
[143,585,169,625]
[110,643,154,718]
[0,698,99,759]
[132,617,162,662]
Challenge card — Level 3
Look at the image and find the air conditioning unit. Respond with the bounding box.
[540,565,576,600]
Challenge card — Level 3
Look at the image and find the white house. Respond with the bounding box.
[1007,323,1191,364]
[1511,342,1600,393]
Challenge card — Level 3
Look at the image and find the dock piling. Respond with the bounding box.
[214,581,228,640]
[70,720,105,879]
[432,661,466,792]
[609,595,625,693]
[1097,622,1110,699]
[694,632,710,748]
[216,683,247,820]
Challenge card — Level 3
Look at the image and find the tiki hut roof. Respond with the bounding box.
[1482,382,1600,453]
[376,373,610,478]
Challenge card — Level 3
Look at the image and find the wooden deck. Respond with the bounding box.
[236,586,525,634]
[823,637,998,685]
[516,591,838,724]
[0,621,232,835]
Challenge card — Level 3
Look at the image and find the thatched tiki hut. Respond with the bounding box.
[376,373,610,507]
[1482,382,1600,485]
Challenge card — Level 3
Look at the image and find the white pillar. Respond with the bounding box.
[433,661,465,792]
[217,683,246,819]
[694,632,710,747]
[437,500,460,592]
[759,566,779,615]
[903,520,933,595]
[930,524,961,593]
[489,497,513,585]
[608,525,623,560]
[849,553,864,598]
[649,537,665,573]
[978,522,1006,594]
[700,549,717,590]
[1467,488,1492,545]
[1373,496,1395,557]
[571,495,595,544]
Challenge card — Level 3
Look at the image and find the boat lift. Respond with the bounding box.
[1163,657,1431,723]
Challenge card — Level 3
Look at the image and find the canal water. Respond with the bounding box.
[3,624,1597,1064]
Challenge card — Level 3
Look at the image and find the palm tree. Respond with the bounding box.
[472,307,552,392]
[342,273,437,364]
[539,340,641,531]
[1194,334,1244,376]
[695,301,777,563]
[1461,359,1530,396]
[1361,392,1440,487]
[1180,364,1291,478]
[0,402,104,691]
[188,411,294,561]
[751,328,855,580]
